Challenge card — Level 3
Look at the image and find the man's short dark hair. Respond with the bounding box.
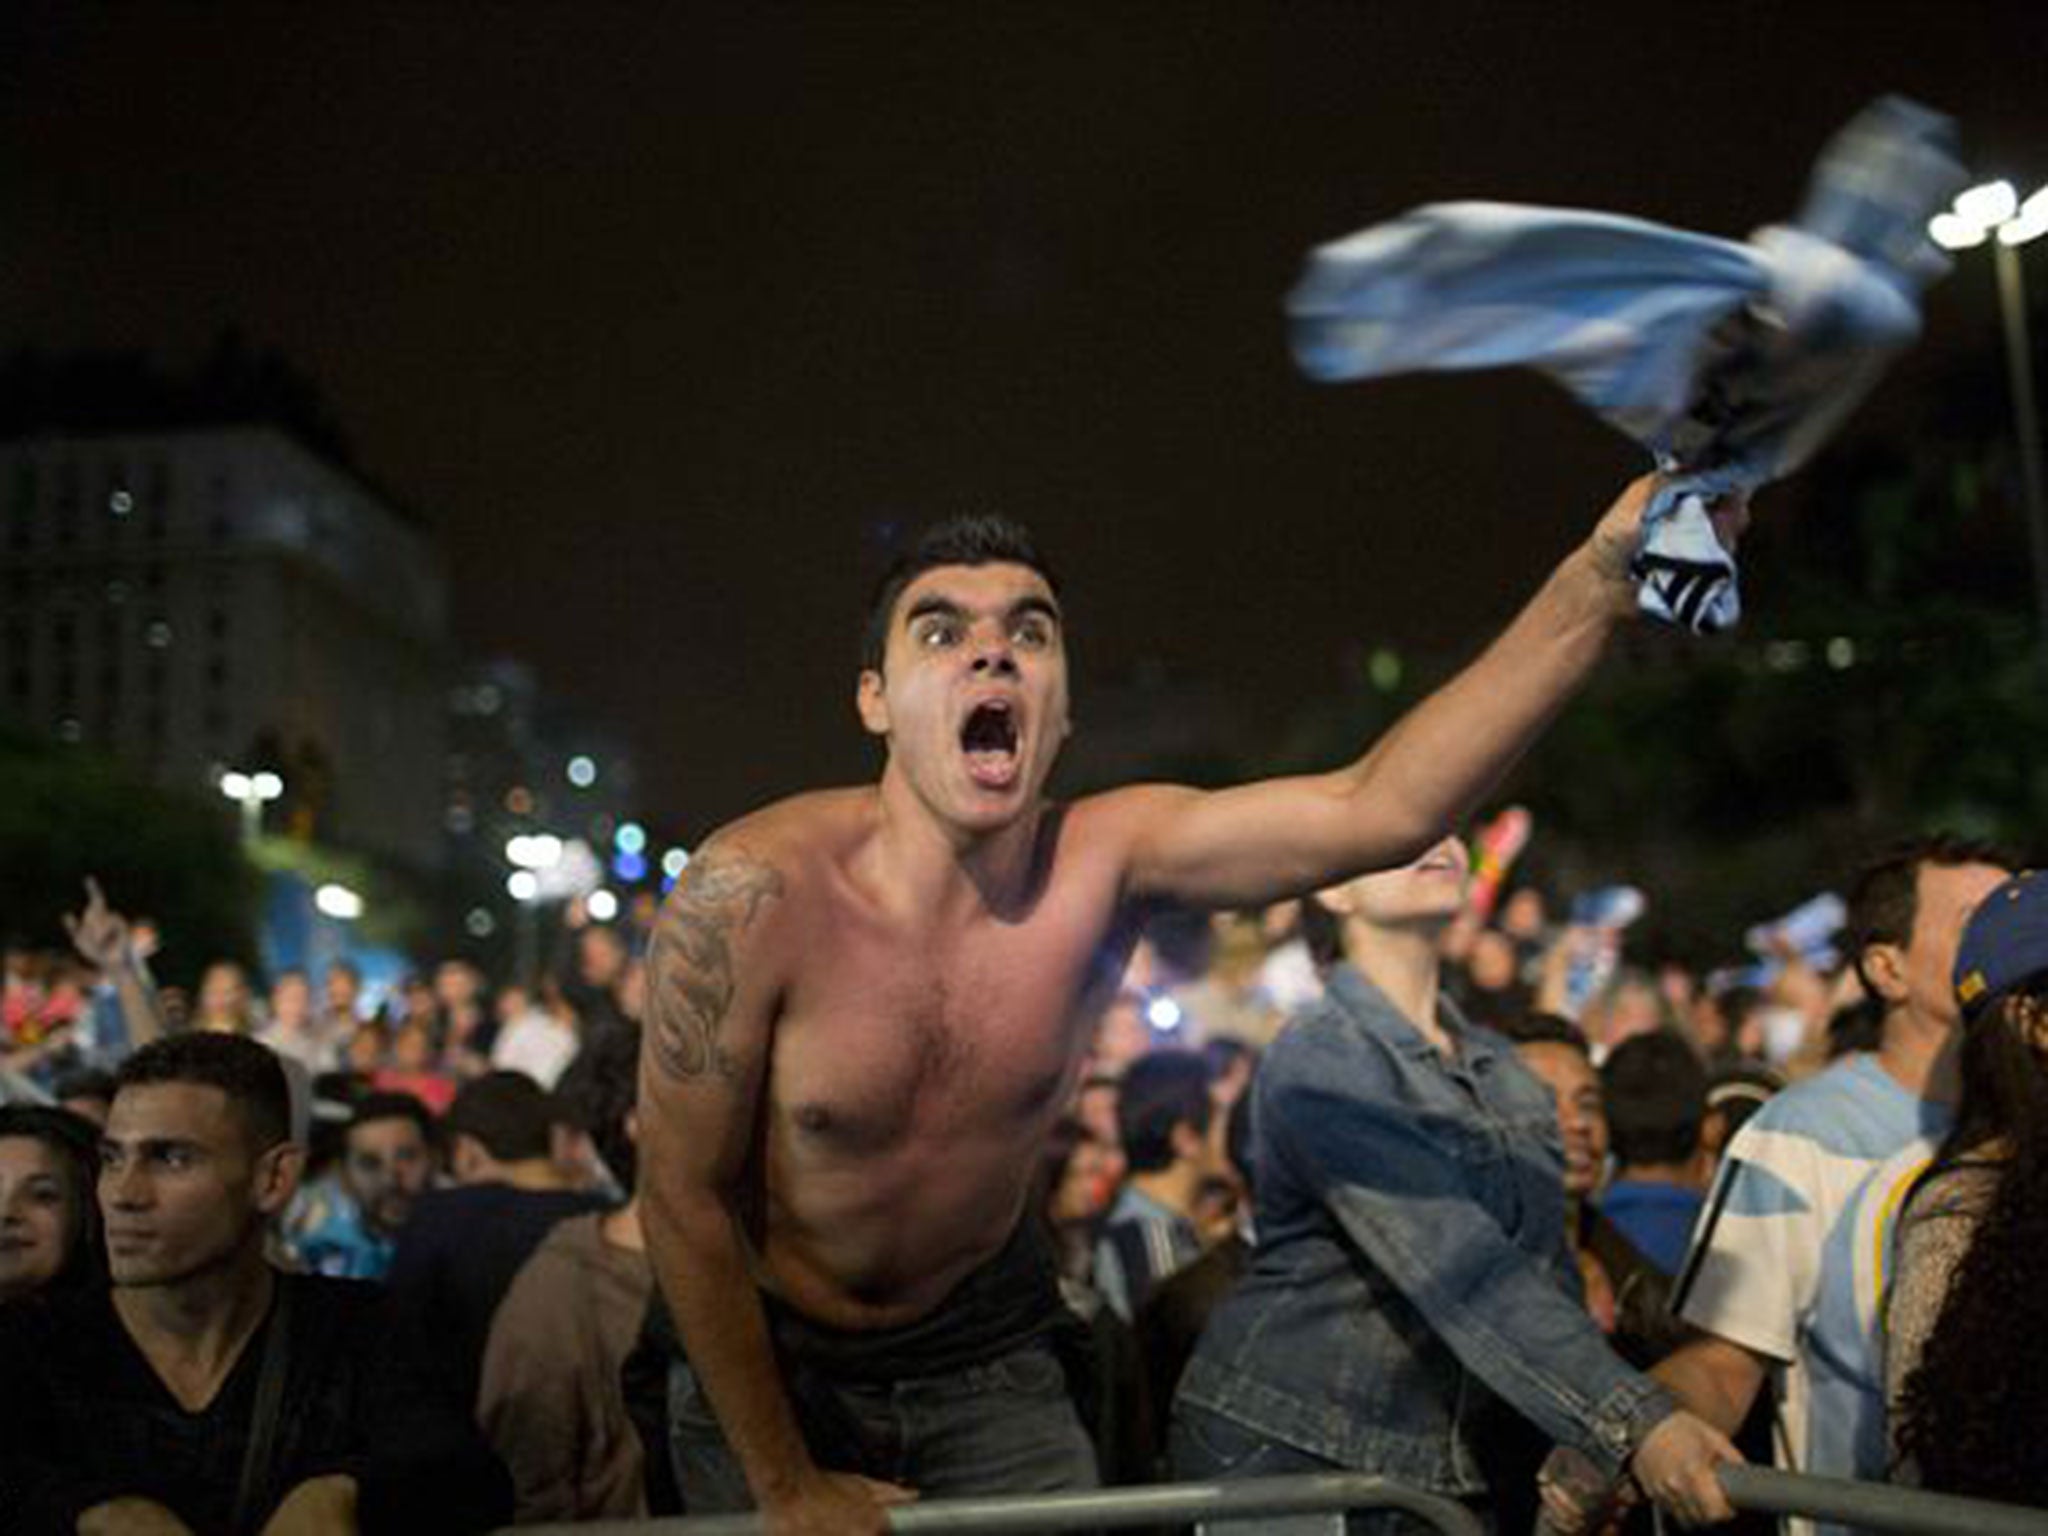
[1600,1030,1706,1168]
[554,1023,640,1192]
[348,1090,434,1147]
[1498,1011,1592,1057]
[860,514,1060,673]
[113,1033,292,1154]
[1117,1050,1213,1174]
[51,1065,117,1107]
[443,1071,557,1163]
[1845,833,2018,995]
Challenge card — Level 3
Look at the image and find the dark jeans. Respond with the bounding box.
[668,1339,1100,1509]
[1171,1402,1493,1536]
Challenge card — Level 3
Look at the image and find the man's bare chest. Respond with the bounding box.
[767,914,1121,1151]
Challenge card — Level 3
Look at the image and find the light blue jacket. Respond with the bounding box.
[1177,965,1675,1492]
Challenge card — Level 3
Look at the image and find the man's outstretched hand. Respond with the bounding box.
[1579,476,1752,617]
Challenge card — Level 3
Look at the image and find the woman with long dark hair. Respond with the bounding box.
[1888,872,2048,1503]
[0,1103,107,1304]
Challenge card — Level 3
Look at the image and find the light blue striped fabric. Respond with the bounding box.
[1290,97,1966,633]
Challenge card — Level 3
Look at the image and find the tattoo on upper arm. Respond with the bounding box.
[646,845,785,1083]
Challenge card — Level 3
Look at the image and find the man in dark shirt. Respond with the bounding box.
[383,1069,607,1417]
[0,1032,509,1535]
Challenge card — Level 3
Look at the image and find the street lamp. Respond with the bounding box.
[1931,178,2048,659]
[314,883,363,921]
[504,833,564,982]
[218,769,283,845]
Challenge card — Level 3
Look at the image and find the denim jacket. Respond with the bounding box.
[1176,965,1676,1492]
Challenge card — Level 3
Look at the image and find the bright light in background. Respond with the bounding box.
[1931,179,2047,251]
[507,870,539,902]
[505,833,564,870]
[586,889,619,922]
[1929,212,1987,251]
[218,770,283,803]
[612,850,647,883]
[661,847,690,880]
[465,907,497,938]
[314,883,363,920]
[2005,185,2048,247]
[1957,178,2019,228]
[1146,995,1184,1032]
[566,755,597,789]
[614,821,647,855]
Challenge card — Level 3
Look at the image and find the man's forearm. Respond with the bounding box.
[1651,1335,1768,1436]
[646,1185,817,1504]
[1342,540,1624,850]
[111,962,168,1049]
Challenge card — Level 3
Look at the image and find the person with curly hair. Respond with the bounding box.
[1888,870,2048,1503]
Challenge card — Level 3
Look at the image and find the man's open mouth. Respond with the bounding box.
[960,701,1021,788]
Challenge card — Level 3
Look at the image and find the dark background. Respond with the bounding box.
[5,2,2043,844]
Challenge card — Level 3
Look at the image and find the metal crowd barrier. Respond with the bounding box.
[515,1466,2048,1535]
[517,1473,1482,1534]
[1721,1466,2048,1536]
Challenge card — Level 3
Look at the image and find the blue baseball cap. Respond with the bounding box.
[1953,870,2048,1021]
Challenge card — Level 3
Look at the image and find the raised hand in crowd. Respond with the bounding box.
[62,876,169,1049]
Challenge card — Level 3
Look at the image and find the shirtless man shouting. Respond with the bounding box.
[642,478,1740,1534]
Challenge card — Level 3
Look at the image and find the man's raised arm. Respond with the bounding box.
[1122,476,1736,908]
[636,839,903,1536]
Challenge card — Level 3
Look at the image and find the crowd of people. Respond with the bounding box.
[4,827,2042,1531]
[4,490,2047,1534]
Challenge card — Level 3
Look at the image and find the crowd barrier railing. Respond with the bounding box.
[512,1465,2048,1535]
[515,1472,1481,1534]
[1721,1466,2048,1536]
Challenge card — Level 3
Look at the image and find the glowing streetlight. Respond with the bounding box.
[218,768,283,845]
[1932,178,2048,659]
[314,883,363,921]
[505,833,564,871]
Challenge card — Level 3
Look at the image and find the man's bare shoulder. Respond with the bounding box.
[699,787,876,877]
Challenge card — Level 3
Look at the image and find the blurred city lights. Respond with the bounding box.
[507,869,540,902]
[612,850,648,883]
[314,883,363,920]
[661,847,690,880]
[566,755,597,789]
[465,906,497,938]
[505,833,564,870]
[614,821,647,855]
[586,889,619,922]
[1146,995,1184,1032]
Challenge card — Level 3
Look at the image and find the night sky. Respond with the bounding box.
[5,2,2044,840]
